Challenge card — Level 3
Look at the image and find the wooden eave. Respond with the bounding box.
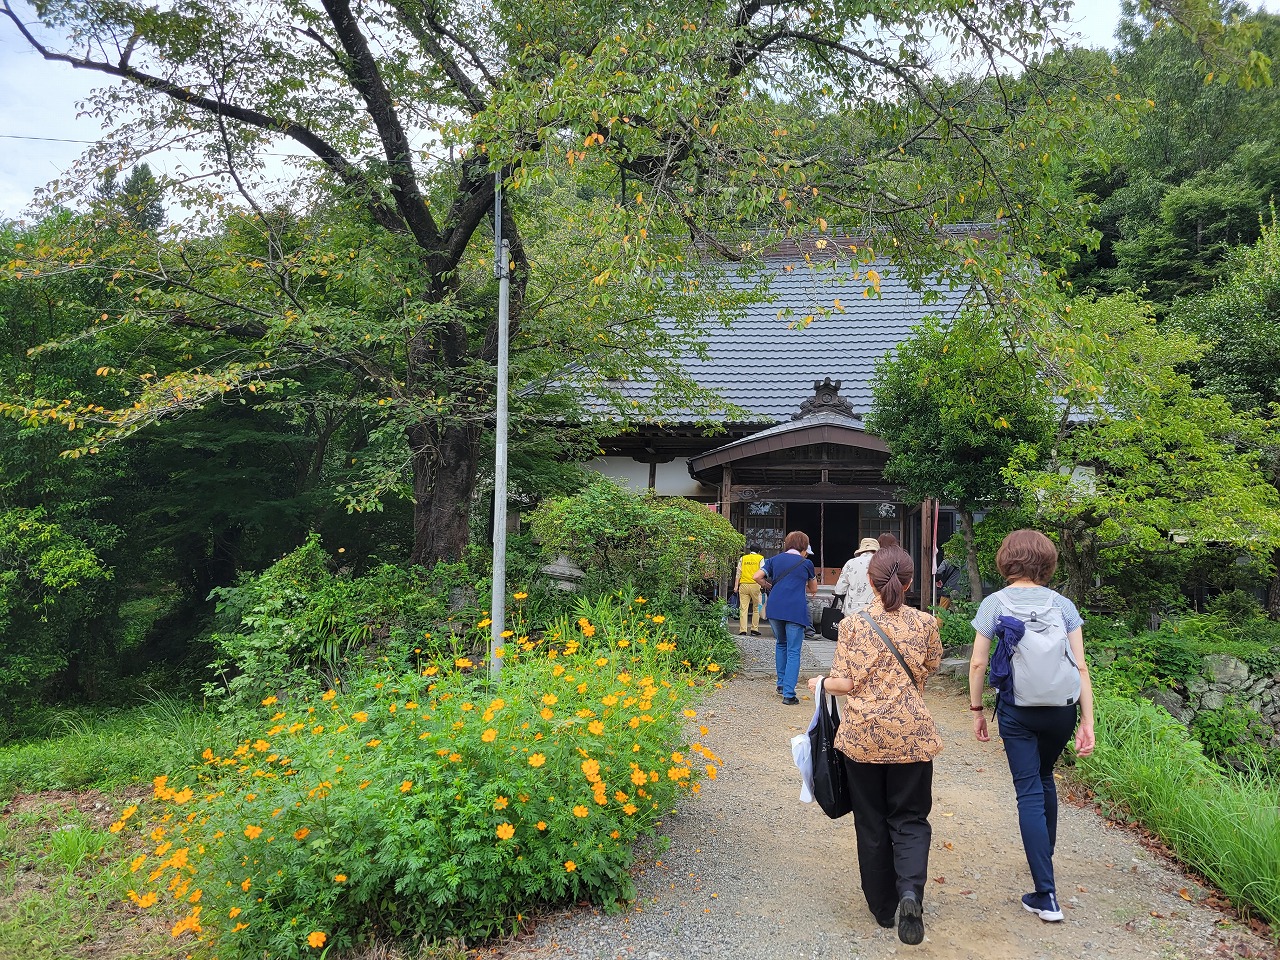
[688,422,888,480]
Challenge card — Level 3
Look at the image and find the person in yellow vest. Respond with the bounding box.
[735,543,765,637]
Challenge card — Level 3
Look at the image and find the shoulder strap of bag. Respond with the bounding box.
[771,554,808,584]
[858,611,917,687]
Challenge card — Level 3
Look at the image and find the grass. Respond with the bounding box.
[1077,692,1280,929]
[0,795,180,960]
[0,693,233,801]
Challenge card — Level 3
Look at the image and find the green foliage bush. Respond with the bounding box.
[1077,693,1280,926]
[936,601,978,652]
[123,593,724,957]
[205,535,474,709]
[526,476,744,601]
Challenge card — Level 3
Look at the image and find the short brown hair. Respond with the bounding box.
[995,529,1058,585]
[877,532,900,549]
[781,530,810,553]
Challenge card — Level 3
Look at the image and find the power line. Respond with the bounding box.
[0,134,99,144]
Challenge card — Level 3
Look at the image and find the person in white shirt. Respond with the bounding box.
[833,537,880,617]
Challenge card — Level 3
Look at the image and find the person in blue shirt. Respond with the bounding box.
[753,530,818,704]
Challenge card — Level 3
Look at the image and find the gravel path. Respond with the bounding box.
[493,633,1276,960]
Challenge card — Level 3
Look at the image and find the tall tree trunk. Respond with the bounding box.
[958,508,985,603]
[408,420,481,565]
[1057,526,1095,604]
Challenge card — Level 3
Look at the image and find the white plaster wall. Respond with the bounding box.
[586,457,713,499]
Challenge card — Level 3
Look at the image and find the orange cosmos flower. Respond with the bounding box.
[334,874,347,883]
[243,825,263,840]
[294,828,310,840]
[307,931,327,948]
[564,860,577,872]
[496,823,515,840]
[400,780,413,792]
[573,805,589,818]
[482,728,497,742]
[529,753,546,767]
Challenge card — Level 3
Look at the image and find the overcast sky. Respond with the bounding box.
[0,0,1125,219]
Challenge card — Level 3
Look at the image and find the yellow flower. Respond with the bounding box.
[496,822,515,840]
[482,728,497,743]
[529,753,546,767]
[536,821,547,830]
[707,663,721,672]
[634,597,647,604]
[232,922,249,933]
[540,708,554,720]
[261,695,278,706]
[573,805,589,818]
[513,591,528,600]
[477,618,492,628]
[244,825,262,840]
[581,624,596,637]
[623,803,638,815]
[127,889,158,908]
[494,796,509,810]
[366,739,382,747]
[321,689,336,701]
[400,780,413,793]
[352,711,368,723]
[706,764,718,780]
[109,820,124,833]
[241,877,252,892]
[294,828,310,840]
[652,615,665,623]
[541,693,558,706]
[456,657,475,668]
[334,874,347,882]
[229,907,242,918]
[308,931,327,949]
[588,720,604,735]
[565,860,577,872]
[595,657,609,667]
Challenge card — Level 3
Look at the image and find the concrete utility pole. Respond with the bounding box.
[489,171,511,678]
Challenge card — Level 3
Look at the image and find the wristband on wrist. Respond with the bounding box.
[969,705,984,712]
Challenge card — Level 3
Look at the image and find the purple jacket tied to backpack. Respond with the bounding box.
[988,590,1081,707]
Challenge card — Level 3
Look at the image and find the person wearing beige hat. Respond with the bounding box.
[833,536,880,617]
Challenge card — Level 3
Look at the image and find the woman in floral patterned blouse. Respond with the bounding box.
[807,545,943,946]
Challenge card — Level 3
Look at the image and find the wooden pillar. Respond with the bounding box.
[721,465,734,601]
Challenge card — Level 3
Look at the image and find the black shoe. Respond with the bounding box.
[873,910,896,929]
[738,631,749,637]
[750,630,762,636]
[781,695,800,705]
[897,894,924,945]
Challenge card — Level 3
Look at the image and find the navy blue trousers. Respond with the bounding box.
[997,702,1078,894]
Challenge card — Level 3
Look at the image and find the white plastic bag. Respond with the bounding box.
[790,676,826,803]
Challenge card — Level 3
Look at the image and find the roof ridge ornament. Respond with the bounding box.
[793,377,860,421]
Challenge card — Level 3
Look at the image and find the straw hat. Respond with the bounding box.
[855,537,880,556]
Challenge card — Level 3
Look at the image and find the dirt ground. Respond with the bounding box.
[496,645,1278,960]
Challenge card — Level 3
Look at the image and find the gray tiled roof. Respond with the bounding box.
[626,257,971,422]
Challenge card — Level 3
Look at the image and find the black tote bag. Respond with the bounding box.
[809,679,853,819]
[818,595,843,641]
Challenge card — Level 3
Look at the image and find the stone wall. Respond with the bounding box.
[1144,654,1280,751]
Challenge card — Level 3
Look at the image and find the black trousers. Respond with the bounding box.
[842,755,934,921]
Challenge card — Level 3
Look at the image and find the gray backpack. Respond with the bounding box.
[999,589,1081,707]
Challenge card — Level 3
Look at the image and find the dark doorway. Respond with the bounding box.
[823,504,859,569]
[786,502,822,556]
